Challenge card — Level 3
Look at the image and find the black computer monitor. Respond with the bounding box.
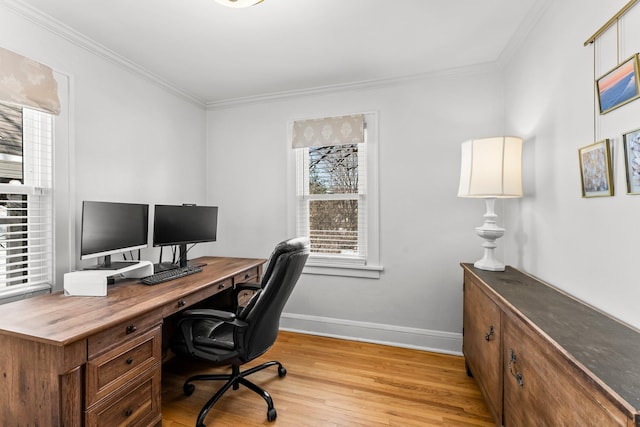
[80,201,149,269]
[153,204,218,269]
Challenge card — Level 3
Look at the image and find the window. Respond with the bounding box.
[290,112,381,278]
[0,102,53,296]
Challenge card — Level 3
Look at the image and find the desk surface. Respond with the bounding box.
[0,256,265,346]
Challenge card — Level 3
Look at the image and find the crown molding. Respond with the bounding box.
[497,0,553,69]
[206,61,501,110]
[0,0,206,108]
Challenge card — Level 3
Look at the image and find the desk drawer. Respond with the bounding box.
[86,326,161,407]
[162,278,232,317]
[88,310,161,358]
[233,267,260,284]
[85,366,161,427]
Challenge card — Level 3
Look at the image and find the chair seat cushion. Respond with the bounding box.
[193,320,235,350]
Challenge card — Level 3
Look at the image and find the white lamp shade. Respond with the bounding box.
[458,136,523,198]
[214,0,263,7]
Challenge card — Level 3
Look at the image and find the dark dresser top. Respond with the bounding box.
[462,263,640,411]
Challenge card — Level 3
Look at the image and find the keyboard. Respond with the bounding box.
[141,265,203,285]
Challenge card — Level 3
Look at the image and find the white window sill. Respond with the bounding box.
[0,284,51,305]
[303,261,383,279]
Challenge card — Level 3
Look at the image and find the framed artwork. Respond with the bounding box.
[578,139,613,198]
[623,128,640,194]
[596,54,640,114]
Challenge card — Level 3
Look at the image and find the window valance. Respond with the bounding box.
[292,114,365,148]
[0,46,60,115]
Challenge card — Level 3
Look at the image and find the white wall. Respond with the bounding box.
[0,3,208,286]
[504,0,640,329]
[207,68,505,354]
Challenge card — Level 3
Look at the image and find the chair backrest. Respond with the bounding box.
[236,237,309,361]
[258,238,295,287]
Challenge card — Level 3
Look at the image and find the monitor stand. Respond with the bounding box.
[84,255,140,270]
[153,262,178,274]
[178,244,188,268]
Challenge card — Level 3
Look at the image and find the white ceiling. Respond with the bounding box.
[14,0,544,106]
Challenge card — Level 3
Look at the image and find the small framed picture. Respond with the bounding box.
[623,128,640,194]
[596,54,640,114]
[578,139,614,198]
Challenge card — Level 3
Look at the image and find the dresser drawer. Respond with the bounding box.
[233,267,260,284]
[463,275,502,425]
[503,315,629,427]
[85,366,161,427]
[88,310,162,358]
[86,326,162,407]
[162,278,233,317]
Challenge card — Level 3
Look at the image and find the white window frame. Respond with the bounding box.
[287,111,382,278]
[0,108,53,298]
[0,71,72,303]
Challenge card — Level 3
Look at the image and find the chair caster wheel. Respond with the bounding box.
[184,383,195,396]
[267,407,277,421]
[278,366,287,377]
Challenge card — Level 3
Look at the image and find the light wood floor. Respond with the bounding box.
[161,331,493,427]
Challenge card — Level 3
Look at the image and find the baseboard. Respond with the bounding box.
[280,312,463,356]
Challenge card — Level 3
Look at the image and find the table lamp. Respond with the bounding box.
[457,136,523,271]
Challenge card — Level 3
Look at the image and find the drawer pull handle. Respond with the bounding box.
[125,408,133,417]
[126,358,133,365]
[218,283,225,289]
[508,348,524,387]
[178,300,186,308]
[484,325,494,341]
[125,325,137,335]
[245,274,250,279]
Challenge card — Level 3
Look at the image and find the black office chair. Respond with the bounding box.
[230,237,299,310]
[170,237,310,427]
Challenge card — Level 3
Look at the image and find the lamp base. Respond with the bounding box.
[473,198,506,272]
[474,257,505,272]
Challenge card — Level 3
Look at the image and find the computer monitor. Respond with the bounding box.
[153,204,218,269]
[80,201,149,270]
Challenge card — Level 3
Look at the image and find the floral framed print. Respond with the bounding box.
[578,139,614,198]
[623,128,640,194]
[596,54,640,114]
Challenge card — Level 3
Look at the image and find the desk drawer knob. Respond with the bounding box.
[125,325,137,335]
[178,300,186,308]
[125,408,133,417]
[218,283,225,289]
[126,358,134,365]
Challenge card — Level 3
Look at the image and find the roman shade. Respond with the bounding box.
[0,46,60,115]
[292,114,365,148]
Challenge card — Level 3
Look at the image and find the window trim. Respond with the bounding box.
[287,111,382,278]
[0,71,72,303]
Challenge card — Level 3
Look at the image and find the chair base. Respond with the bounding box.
[184,360,287,427]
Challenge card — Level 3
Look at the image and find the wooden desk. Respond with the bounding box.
[0,256,265,426]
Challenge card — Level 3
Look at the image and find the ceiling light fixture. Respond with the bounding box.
[214,0,264,8]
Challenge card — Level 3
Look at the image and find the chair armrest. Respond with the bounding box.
[177,309,247,357]
[182,308,237,321]
[234,282,261,291]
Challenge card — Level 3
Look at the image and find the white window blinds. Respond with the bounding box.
[0,106,53,291]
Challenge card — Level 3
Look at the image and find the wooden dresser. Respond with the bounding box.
[0,256,264,426]
[462,263,640,427]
